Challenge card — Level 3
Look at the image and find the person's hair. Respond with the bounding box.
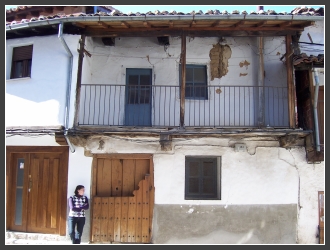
[74,185,85,196]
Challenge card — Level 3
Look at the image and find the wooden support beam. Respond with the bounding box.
[180,31,186,129]
[279,21,292,27]
[190,20,196,28]
[72,22,86,29]
[286,35,295,128]
[73,34,86,127]
[211,20,221,27]
[143,21,151,28]
[121,21,130,28]
[98,21,109,29]
[256,21,267,27]
[233,20,245,27]
[84,28,301,38]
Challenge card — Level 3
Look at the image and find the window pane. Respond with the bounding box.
[185,83,194,98]
[140,87,150,104]
[203,162,214,176]
[194,84,207,99]
[189,178,199,193]
[27,59,32,77]
[140,75,151,86]
[14,61,23,78]
[15,158,25,225]
[189,161,199,176]
[128,75,139,86]
[203,178,214,194]
[128,86,138,104]
[194,67,206,82]
[186,68,193,82]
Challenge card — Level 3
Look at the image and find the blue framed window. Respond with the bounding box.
[180,64,208,100]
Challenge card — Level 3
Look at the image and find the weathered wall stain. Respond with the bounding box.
[209,44,232,80]
[240,73,248,77]
[216,88,222,94]
[239,60,250,69]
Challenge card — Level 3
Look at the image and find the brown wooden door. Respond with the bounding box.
[318,191,324,244]
[317,86,324,148]
[7,147,68,235]
[91,154,154,244]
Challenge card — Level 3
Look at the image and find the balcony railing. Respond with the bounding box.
[78,84,289,128]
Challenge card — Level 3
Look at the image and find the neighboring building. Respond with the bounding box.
[6,6,324,244]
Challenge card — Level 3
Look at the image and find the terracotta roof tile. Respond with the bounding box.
[5,6,324,27]
[293,53,324,66]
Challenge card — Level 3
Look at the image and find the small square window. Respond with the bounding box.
[185,156,221,200]
[179,64,208,100]
[10,45,33,79]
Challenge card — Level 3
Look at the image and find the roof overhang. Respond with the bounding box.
[6,14,324,39]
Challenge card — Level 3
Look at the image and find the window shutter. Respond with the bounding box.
[12,45,33,61]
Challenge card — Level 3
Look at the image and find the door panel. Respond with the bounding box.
[318,191,324,244]
[125,68,152,126]
[7,147,68,235]
[9,153,29,232]
[91,154,154,243]
[317,86,324,146]
[27,153,61,233]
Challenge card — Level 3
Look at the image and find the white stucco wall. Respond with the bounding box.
[65,136,323,244]
[79,36,288,127]
[299,20,324,56]
[6,34,80,128]
[6,31,324,243]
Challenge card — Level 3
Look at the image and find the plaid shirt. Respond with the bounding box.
[68,195,89,217]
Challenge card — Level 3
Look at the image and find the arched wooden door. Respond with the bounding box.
[90,154,154,244]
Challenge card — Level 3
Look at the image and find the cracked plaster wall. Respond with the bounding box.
[60,135,324,244]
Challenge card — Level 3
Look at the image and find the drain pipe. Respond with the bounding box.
[313,69,320,152]
[58,22,75,153]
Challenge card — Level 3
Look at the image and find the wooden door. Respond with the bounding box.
[318,191,324,244]
[317,86,324,148]
[6,146,68,235]
[91,154,154,243]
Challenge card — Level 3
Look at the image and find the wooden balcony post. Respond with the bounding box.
[73,34,86,127]
[286,34,295,128]
[257,36,265,127]
[180,31,186,128]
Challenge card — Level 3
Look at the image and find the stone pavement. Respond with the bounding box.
[5,231,87,245]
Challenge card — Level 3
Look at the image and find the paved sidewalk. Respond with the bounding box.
[5,231,88,245]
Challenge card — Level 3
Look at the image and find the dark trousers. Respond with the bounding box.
[68,216,86,244]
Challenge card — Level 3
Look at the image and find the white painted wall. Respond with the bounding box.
[68,136,324,243]
[299,19,324,56]
[6,31,323,243]
[6,34,80,128]
[79,36,289,127]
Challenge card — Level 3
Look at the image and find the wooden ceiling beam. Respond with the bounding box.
[84,29,299,37]
[72,22,86,28]
[256,21,267,27]
[211,20,222,27]
[143,21,152,28]
[121,21,130,28]
[232,20,245,27]
[98,21,110,29]
[190,20,196,28]
[83,25,304,33]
